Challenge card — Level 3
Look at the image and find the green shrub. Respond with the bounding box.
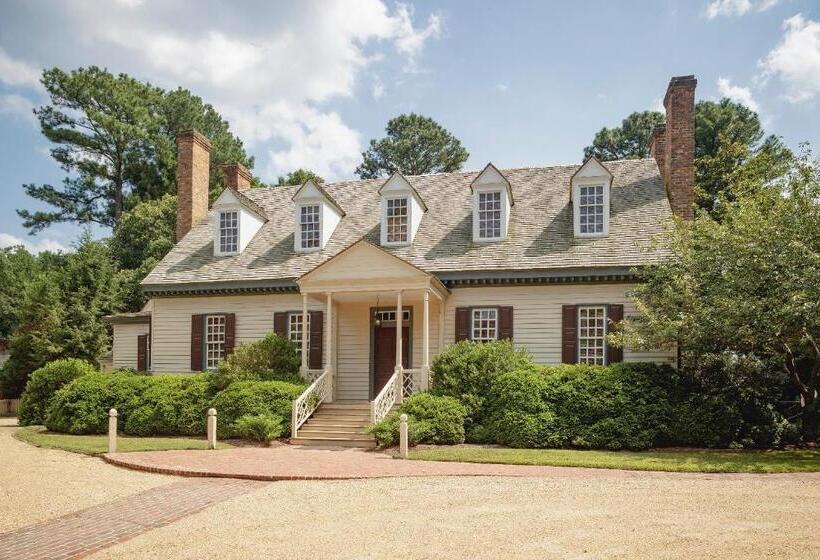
[370,393,467,447]
[45,373,151,434]
[124,375,211,436]
[210,333,302,391]
[431,339,534,431]
[211,380,305,438]
[18,359,97,426]
[234,413,284,442]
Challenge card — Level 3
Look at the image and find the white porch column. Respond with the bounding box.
[395,290,403,403]
[300,292,308,374]
[325,292,333,403]
[421,290,430,391]
[438,300,445,353]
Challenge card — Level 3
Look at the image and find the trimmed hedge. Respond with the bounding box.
[124,375,212,436]
[18,359,97,426]
[370,393,467,447]
[210,380,305,439]
[234,413,285,442]
[210,334,302,391]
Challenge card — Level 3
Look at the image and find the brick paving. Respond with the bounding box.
[0,478,267,560]
[103,444,820,482]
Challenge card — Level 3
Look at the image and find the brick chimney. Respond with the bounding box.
[652,75,696,220]
[222,163,252,192]
[176,130,211,241]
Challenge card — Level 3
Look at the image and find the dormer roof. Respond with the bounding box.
[213,187,269,221]
[291,179,346,217]
[470,163,514,206]
[378,171,428,212]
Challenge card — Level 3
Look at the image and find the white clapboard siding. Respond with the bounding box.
[442,284,675,365]
[111,323,150,369]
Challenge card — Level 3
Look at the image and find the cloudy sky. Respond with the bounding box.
[1,0,818,252]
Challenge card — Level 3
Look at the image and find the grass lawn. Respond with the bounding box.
[15,426,233,456]
[408,446,820,473]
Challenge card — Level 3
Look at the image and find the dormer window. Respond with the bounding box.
[219,210,239,254]
[578,185,605,234]
[385,197,409,243]
[299,204,321,250]
[471,163,513,243]
[379,173,427,247]
[571,156,612,238]
[477,191,502,239]
[292,180,344,253]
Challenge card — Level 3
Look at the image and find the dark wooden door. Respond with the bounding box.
[373,324,409,396]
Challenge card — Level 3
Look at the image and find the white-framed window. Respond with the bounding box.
[219,210,239,254]
[299,204,321,250]
[287,312,310,353]
[375,309,411,323]
[385,197,409,244]
[578,306,606,365]
[477,191,502,239]
[471,308,498,341]
[577,184,605,235]
[205,315,227,370]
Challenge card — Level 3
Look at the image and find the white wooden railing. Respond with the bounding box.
[291,368,333,438]
[371,368,400,423]
[401,368,425,397]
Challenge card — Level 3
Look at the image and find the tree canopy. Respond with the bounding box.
[614,147,819,440]
[275,169,324,186]
[17,67,251,232]
[583,111,665,161]
[356,113,469,179]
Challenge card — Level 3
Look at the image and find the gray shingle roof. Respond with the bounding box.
[142,158,672,290]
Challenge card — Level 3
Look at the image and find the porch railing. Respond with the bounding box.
[291,368,333,438]
[371,369,400,423]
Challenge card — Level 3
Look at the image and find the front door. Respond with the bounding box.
[372,324,409,397]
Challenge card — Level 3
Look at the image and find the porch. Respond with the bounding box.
[289,240,449,444]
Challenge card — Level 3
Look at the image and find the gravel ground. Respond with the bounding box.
[89,472,820,559]
[0,418,171,533]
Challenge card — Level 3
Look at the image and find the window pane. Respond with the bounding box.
[478,191,502,239]
[219,211,239,253]
[287,312,310,353]
[205,315,226,370]
[300,205,320,249]
[386,197,408,243]
[471,308,498,341]
[578,185,605,234]
[577,306,606,365]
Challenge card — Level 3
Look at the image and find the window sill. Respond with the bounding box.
[573,231,608,239]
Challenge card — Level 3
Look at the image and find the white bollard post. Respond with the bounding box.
[399,413,409,459]
[108,408,118,453]
[207,408,217,450]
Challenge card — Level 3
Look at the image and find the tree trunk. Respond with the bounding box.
[803,392,819,443]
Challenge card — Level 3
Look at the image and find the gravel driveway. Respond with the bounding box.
[0,418,170,533]
[3,417,819,559]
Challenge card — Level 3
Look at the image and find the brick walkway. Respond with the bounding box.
[0,478,267,560]
[103,445,820,481]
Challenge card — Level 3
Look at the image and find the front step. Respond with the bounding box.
[291,402,377,448]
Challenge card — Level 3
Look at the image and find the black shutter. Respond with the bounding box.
[561,305,577,364]
[455,307,470,342]
[498,307,514,340]
[136,334,148,372]
[308,310,323,369]
[606,304,624,364]
[191,315,204,371]
[224,313,236,356]
[273,312,288,337]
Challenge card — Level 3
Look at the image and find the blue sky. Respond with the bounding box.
[1,0,818,252]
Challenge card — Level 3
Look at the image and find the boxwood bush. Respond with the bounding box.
[234,413,285,443]
[210,333,302,391]
[18,359,97,426]
[210,380,305,438]
[124,375,212,436]
[370,392,467,447]
[431,339,534,437]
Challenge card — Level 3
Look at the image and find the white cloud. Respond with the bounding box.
[495,83,509,93]
[372,76,385,100]
[705,0,780,19]
[0,94,36,124]
[759,14,820,103]
[0,48,42,90]
[75,0,442,179]
[0,233,68,254]
[717,77,760,112]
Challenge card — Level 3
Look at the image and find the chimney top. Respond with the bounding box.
[177,129,212,151]
[222,163,252,192]
[663,75,697,106]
